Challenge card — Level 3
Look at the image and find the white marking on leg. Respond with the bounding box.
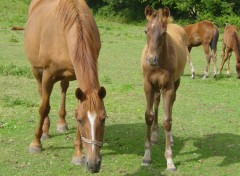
[88,111,96,153]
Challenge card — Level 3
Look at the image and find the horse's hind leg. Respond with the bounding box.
[203,44,211,78]
[32,67,50,140]
[212,49,217,78]
[142,80,154,166]
[219,42,226,74]
[151,92,160,144]
[187,47,195,78]
[227,52,232,75]
[57,80,69,133]
[29,69,54,153]
[219,48,230,75]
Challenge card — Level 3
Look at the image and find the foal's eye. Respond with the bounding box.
[144,29,147,34]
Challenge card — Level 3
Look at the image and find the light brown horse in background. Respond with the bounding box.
[141,6,187,171]
[183,20,219,78]
[219,25,240,78]
[24,0,106,173]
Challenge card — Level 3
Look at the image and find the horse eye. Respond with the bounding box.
[144,29,147,34]
[78,119,83,125]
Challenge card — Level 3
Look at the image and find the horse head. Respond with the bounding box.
[144,6,171,66]
[75,87,106,173]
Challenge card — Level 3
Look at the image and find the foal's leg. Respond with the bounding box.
[219,48,230,75]
[162,81,176,171]
[29,69,54,153]
[227,52,232,75]
[187,47,195,78]
[219,42,226,75]
[57,80,69,133]
[151,92,160,144]
[142,80,154,166]
[32,67,50,140]
[212,49,217,78]
[203,44,211,78]
[72,125,85,165]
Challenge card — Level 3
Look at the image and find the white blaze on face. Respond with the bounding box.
[87,111,97,153]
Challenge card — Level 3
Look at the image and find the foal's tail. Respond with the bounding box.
[210,25,219,53]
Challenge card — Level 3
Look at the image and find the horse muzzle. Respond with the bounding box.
[86,155,102,173]
[146,56,158,66]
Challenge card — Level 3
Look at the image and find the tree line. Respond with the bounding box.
[86,0,240,26]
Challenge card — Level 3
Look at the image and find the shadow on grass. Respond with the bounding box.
[104,124,240,175]
[182,133,240,167]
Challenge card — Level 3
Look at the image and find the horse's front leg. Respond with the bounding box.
[72,125,85,165]
[57,80,69,133]
[151,92,160,144]
[187,47,195,78]
[162,84,176,171]
[29,69,54,153]
[142,80,154,166]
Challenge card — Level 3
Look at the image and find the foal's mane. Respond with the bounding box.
[59,0,100,89]
[150,9,173,24]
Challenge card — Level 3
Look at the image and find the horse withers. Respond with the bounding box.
[219,25,240,78]
[183,20,219,78]
[24,0,106,173]
[141,6,187,171]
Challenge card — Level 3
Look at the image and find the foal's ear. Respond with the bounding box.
[145,5,153,20]
[75,88,86,102]
[162,6,170,18]
[98,87,106,99]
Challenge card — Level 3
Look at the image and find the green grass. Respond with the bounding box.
[1,1,240,176]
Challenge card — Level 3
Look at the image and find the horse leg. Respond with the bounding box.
[72,125,85,165]
[219,48,230,75]
[187,47,195,78]
[142,80,154,166]
[227,52,232,75]
[57,80,69,133]
[162,82,176,171]
[151,92,160,144]
[31,67,50,140]
[212,49,217,78]
[203,44,211,78]
[29,69,54,153]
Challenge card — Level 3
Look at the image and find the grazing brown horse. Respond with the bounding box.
[183,20,219,78]
[219,25,240,78]
[24,0,106,173]
[141,6,187,171]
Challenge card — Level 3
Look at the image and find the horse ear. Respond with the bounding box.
[145,5,153,20]
[98,87,106,99]
[75,88,86,102]
[162,6,170,18]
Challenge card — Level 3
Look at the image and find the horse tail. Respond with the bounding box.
[210,25,219,53]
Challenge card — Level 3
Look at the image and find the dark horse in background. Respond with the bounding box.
[141,6,187,171]
[183,20,219,78]
[219,25,240,78]
[24,0,106,173]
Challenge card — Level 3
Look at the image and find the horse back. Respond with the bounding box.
[24,0,70,69]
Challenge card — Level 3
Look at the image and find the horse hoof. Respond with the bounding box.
[41,133,50,141]
[142,159,151,166]
[57,124,68,133]
[71,156,85,165]
[29,145,42,154]
[151,140,158,145]
[166,167,177,172]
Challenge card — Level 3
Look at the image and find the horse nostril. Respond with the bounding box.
[154,56,158,64]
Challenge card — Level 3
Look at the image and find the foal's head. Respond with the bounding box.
[144,6,171,66]
[75,87,106,173]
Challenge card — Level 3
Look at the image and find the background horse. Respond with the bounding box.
[183,20,219,78]
[219,25,240,78]
[141,6,187,171]
[24,0,106,173]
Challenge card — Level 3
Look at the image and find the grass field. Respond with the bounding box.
[1,1,240,176]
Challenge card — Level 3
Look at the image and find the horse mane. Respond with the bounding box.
[59,0,100,90]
